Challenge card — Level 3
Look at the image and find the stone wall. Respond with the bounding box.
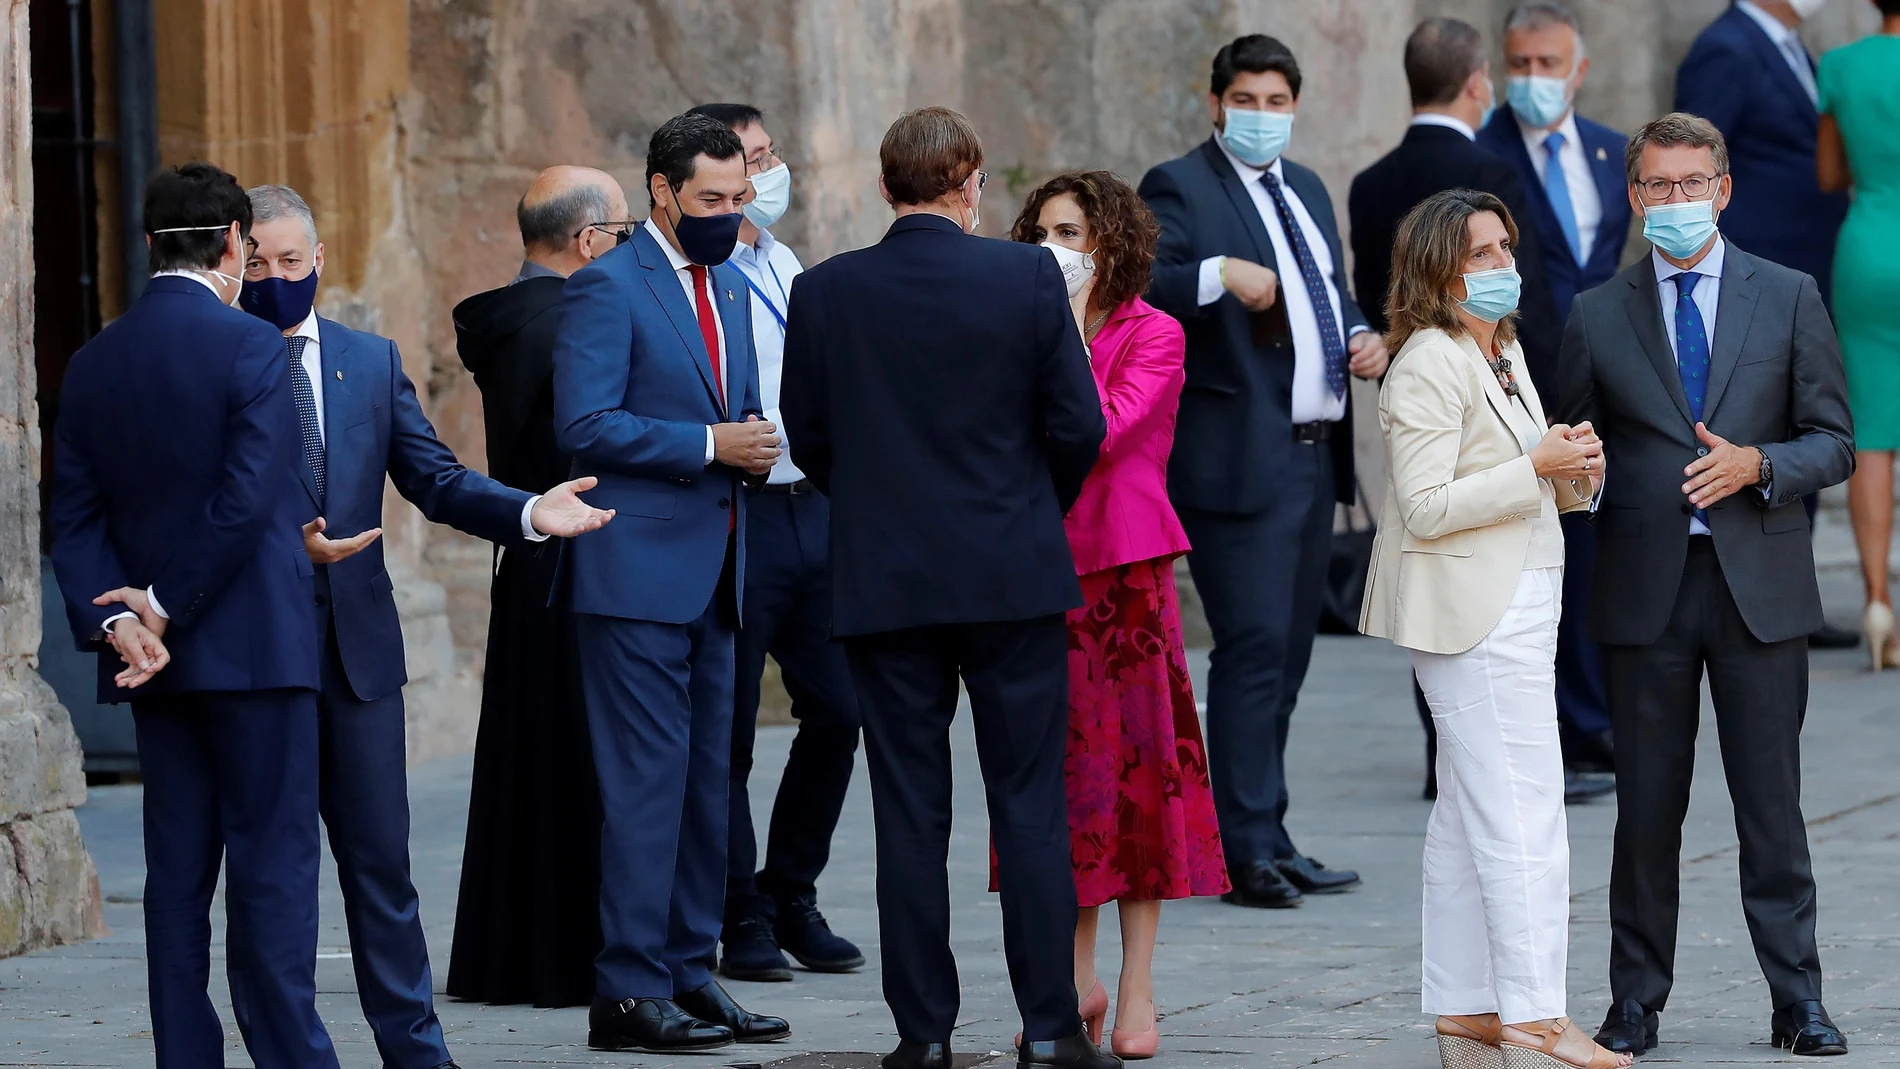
[1,0,106,957]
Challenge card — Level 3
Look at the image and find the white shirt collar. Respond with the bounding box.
[1736,1,1800,47]
[1214,134,1285,182]
[1652,234,1728,284]
[1518,109,1582,152]
[1409,112,1477,141]
[643,216,692,273]
[152,268,228,300]
[290,308,321,343]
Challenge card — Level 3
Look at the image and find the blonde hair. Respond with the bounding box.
[1384,188,1520,354]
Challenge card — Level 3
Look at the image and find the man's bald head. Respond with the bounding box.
[517,166,630,259]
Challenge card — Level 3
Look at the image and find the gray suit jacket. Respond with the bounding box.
[1557,243,1854,646]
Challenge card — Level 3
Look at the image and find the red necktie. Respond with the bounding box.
[689,265,724,411]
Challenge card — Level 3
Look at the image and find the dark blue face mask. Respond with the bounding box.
[240,269,320,331]
[666,188,742,267]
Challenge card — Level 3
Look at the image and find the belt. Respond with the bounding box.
[1293,421,1334,444]
[755,478,815,495]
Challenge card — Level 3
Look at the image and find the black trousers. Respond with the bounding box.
[1601,539,1823,1012]
[727,486,861,925]
[1179,440,1334,864]
[843,615,1080,1045]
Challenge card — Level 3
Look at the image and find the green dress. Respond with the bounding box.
[1820,36,1900,450]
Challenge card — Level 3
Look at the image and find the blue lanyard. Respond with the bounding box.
[737,259,789,332]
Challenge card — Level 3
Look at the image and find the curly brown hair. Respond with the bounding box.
[1385,187,1520,354]
[1009,170,1158,312]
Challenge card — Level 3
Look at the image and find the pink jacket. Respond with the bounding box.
[1063,296,1192,576]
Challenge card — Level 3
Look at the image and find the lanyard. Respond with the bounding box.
[736,259,789,332]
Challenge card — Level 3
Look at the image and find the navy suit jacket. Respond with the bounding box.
[780,213,1104,638]
[552,226,761,624]
[1478,110,1632,319]
[50,276,320,702]
[309,316,532,701]
[1676,2,1849,299]
[1141,139,1365,512]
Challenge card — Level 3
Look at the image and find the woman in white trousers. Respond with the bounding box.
[1360,189,1627,1069]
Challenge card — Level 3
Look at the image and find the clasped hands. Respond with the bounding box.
[1530,422,1605,487]
[1223,258,1389,378]
[91,587,167,690]
[713,414,782,475]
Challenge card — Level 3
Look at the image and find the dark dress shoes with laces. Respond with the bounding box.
[1221,859,1303,908]
[776,894,866,972]
[1593,999,1658,1056]
[1274,854,1362,893]
[675,979,791,1043]
[1772,1000,1848,1056]
[883,1039,952,1069]
[588,996,734,1052]
[1019,1028,1124,1068]
[721,913,795,982]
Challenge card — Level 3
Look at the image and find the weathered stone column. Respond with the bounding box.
[0,0,106,958]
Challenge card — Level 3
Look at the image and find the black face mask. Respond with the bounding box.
[666,188,743,266]
[615,227,631,246]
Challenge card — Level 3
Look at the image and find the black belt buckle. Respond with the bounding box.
[760,478,813,495]
[1293,421,1332,444]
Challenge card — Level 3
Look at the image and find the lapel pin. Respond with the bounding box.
[726,289,735,301]
[1596,147,1608,161]
[335,370,343,380]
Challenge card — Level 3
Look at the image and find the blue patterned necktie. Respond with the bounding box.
[285,335,326,502]
[1674,271,1709,524]
[1259,170,1349,400]
[1543,131,1583,265]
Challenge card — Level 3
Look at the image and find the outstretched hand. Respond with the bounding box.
[303,517,383,565]
[530,477,616,537]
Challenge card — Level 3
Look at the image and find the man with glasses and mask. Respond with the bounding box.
[238,183,613,1069]
[51,162,337,1068]
[447,165,634,1010]
[684,102,866,989]
[553,110,788,1054]
[1556,113,1854,1059]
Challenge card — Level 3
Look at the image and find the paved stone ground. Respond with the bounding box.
[3,570,1897,1068]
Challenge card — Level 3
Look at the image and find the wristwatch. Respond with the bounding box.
[1757,449,1774,490]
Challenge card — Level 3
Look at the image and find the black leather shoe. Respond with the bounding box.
[775,894,866,972]
[588,996,733,1052]
[675,979,791,1043]
[884,1039,951,1069]
[721,913,794,982]
[1595,999,1659,1056]
[1221,859,1303,908]
[1810,623,1860,649]
[1019,1028,1124,1068]
[1772,999,1848,1056]
[1564,771,1616,804]
[1275,854,1361,894]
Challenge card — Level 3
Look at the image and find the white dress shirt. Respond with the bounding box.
[1737,1,1820,107]
[1408,112,1478,141]
[729,228,807,484]
[1193,142,1367,423]
[1518,110,1603,264]
[644,217,730,465]
[1653,237,1730,535]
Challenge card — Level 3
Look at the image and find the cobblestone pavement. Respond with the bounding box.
[3,573,1897,1067]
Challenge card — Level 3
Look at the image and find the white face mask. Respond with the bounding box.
[151,223,244,305]
[1041,241,1096,297]
[743,162,792,229]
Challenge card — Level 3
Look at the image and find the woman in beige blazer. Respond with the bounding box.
[1359,190,1625,1069]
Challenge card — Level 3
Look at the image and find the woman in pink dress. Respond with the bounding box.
[1002,171,1229,1060]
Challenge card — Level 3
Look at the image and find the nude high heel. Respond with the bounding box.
[1110,992,1158,1060]
[1865,602,1896,671]
[1499,1018,1633,1069]
[1436,1014,1504,1069]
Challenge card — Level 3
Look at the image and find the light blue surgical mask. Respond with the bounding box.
[1478,78,1498,130]
[1506,73,1572,130]
[1458,265,1522,323]
[1220,107,1295,167]
[1641,197,1720,259]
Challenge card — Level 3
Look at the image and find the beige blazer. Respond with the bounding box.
[1359,328,1592,655]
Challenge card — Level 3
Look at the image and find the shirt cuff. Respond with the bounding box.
[520,496,549,542]
[147,586,168,619]
[706,426,717,465]
[1196,257,1227,306]
[101,611,137,630]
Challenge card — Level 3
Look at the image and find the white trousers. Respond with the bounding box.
[1412,566,1569,1023]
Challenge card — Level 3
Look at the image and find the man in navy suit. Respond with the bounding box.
[782,106,1109,1069]
[1478,1,1631,788]
[1677,0,1860,650]
[1143,35,1384,911]
[553,111,789,1055]
[235,185,611,1069]
[50,163,337,1069]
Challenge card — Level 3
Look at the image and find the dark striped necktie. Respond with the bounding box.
[285,335,326,502]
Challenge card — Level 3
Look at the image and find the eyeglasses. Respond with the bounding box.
[745,145,786,175]
[1638,174,1719,201]
[975,170,989,191]
[574,220,638,240]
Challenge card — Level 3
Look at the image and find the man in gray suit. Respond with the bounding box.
[1559,112,1853,1059]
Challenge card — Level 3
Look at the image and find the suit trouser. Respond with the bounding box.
[843,616,1081,1045]
[578,580,736,1000]
[310,627,451,1069]
[1601,538,1823,1012]
[1554,512,1611,741]
[728,487,860,926]
[133,689,339,1069]
[1413,568,1570,1023]
[1179,440,1334,864]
